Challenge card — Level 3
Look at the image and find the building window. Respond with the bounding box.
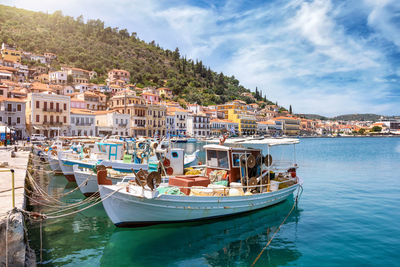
[50,102,54,110]
[64,103,67,110]
[17,117,20,124]
[36,101,40,109]
[36,115,40,122]
[17,104,21,111]
[64,116,66,123]
[44,115,47,123]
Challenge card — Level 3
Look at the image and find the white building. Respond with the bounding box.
[0,97,26,139]
[166,113,175,136]
[257,120,283,136]
[30,54,47,64]
[95,110,130,137]
[187,113,210,137]
[75,83,90,93]
[70,109,96,136]
[167,107,188,136]
[49,71,68,84]
[210,119,238,136]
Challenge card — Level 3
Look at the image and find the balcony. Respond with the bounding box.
[43,121,63,126]
[118,123,128,127]
[43,108,63,113]
[5,108,16,113]
[75,122,92,126]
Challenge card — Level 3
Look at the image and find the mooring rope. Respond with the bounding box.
[251,184,303,267]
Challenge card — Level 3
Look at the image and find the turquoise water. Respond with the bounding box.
[27,137,400,266]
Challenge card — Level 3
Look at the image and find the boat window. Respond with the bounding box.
[207,150,229,169]
[232,153,242,167]
[172,152,178,158]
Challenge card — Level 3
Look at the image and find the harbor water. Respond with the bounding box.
[27,137,400,266]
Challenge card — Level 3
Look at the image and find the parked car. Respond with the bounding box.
[30,134,46,141]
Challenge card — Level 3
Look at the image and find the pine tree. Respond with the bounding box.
[289,105,293,114]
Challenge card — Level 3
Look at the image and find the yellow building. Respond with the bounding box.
[110,90,147,136]
[146,104,166,137]
[217,100,257,135]
[274,116,300,136]
[1,43,21,63]
[25,92,71,137]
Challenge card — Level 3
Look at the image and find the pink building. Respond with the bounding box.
[142,91,159,103]
[70,97,86,109]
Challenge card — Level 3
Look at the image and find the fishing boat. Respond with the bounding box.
[98,138,302,227]
[73,147,197,197]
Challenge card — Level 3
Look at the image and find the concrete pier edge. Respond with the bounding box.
[0,146,36,267]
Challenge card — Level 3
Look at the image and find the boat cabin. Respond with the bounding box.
[204,144,262,183]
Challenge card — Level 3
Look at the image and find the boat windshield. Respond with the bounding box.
[207,150,229,169]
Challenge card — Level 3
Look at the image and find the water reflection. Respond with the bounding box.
[27,147,302,266]
[100,200,302,266]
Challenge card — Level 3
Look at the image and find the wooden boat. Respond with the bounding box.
[98,139,302,227]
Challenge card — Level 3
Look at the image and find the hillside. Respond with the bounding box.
[0,4,273,106]
[332,114,383,122]
[296,114,328,120]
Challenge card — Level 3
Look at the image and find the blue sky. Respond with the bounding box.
[2,0,400,116]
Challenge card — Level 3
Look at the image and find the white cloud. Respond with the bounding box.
[1,0,399,115]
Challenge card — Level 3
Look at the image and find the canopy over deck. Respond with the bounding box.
[223,138,299,146]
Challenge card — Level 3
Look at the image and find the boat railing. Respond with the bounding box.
[121,176,298,195]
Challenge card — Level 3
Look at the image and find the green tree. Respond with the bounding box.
[371,126,382,132]
[289,105,292,114]
[67,74,74,84]
[358,128,366,135]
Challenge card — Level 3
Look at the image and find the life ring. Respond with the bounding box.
[146,171,161,190]
[166,167,173,175]
[163,158,171,167]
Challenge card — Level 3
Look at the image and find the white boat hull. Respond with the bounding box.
[58,159,76,182]
[73,168,99,197]
[73,166,131,197]
[99,183,299,227]
[47,153,61,172]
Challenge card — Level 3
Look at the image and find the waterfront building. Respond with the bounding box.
[1,43,21,63]
[95,110,130,137]
[274,116,300,136]
[0,69,13,80]
[187,112,210,137]
[167,107,188,136]
[109,90,147,136]
[70,97,86,109]
[89,70,97,80]
[44,52,57,62]
[70,108,96,136]
[142,91,160,103]
[30,54,46,64]
[33,73,49,84]
[49,71,68,84]
[146,104,166,137]
[257,120,283,136]
[61,67,90,84]
[30,82,52,93]
[156,87,173,99]
[210,119,238,136]
[217,100,257,136]
[25,92,71,137]
[107,69,130,84]
[166,112,175,137]
[0,97,26,139]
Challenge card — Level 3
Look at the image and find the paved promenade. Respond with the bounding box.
[0,148,30,216]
